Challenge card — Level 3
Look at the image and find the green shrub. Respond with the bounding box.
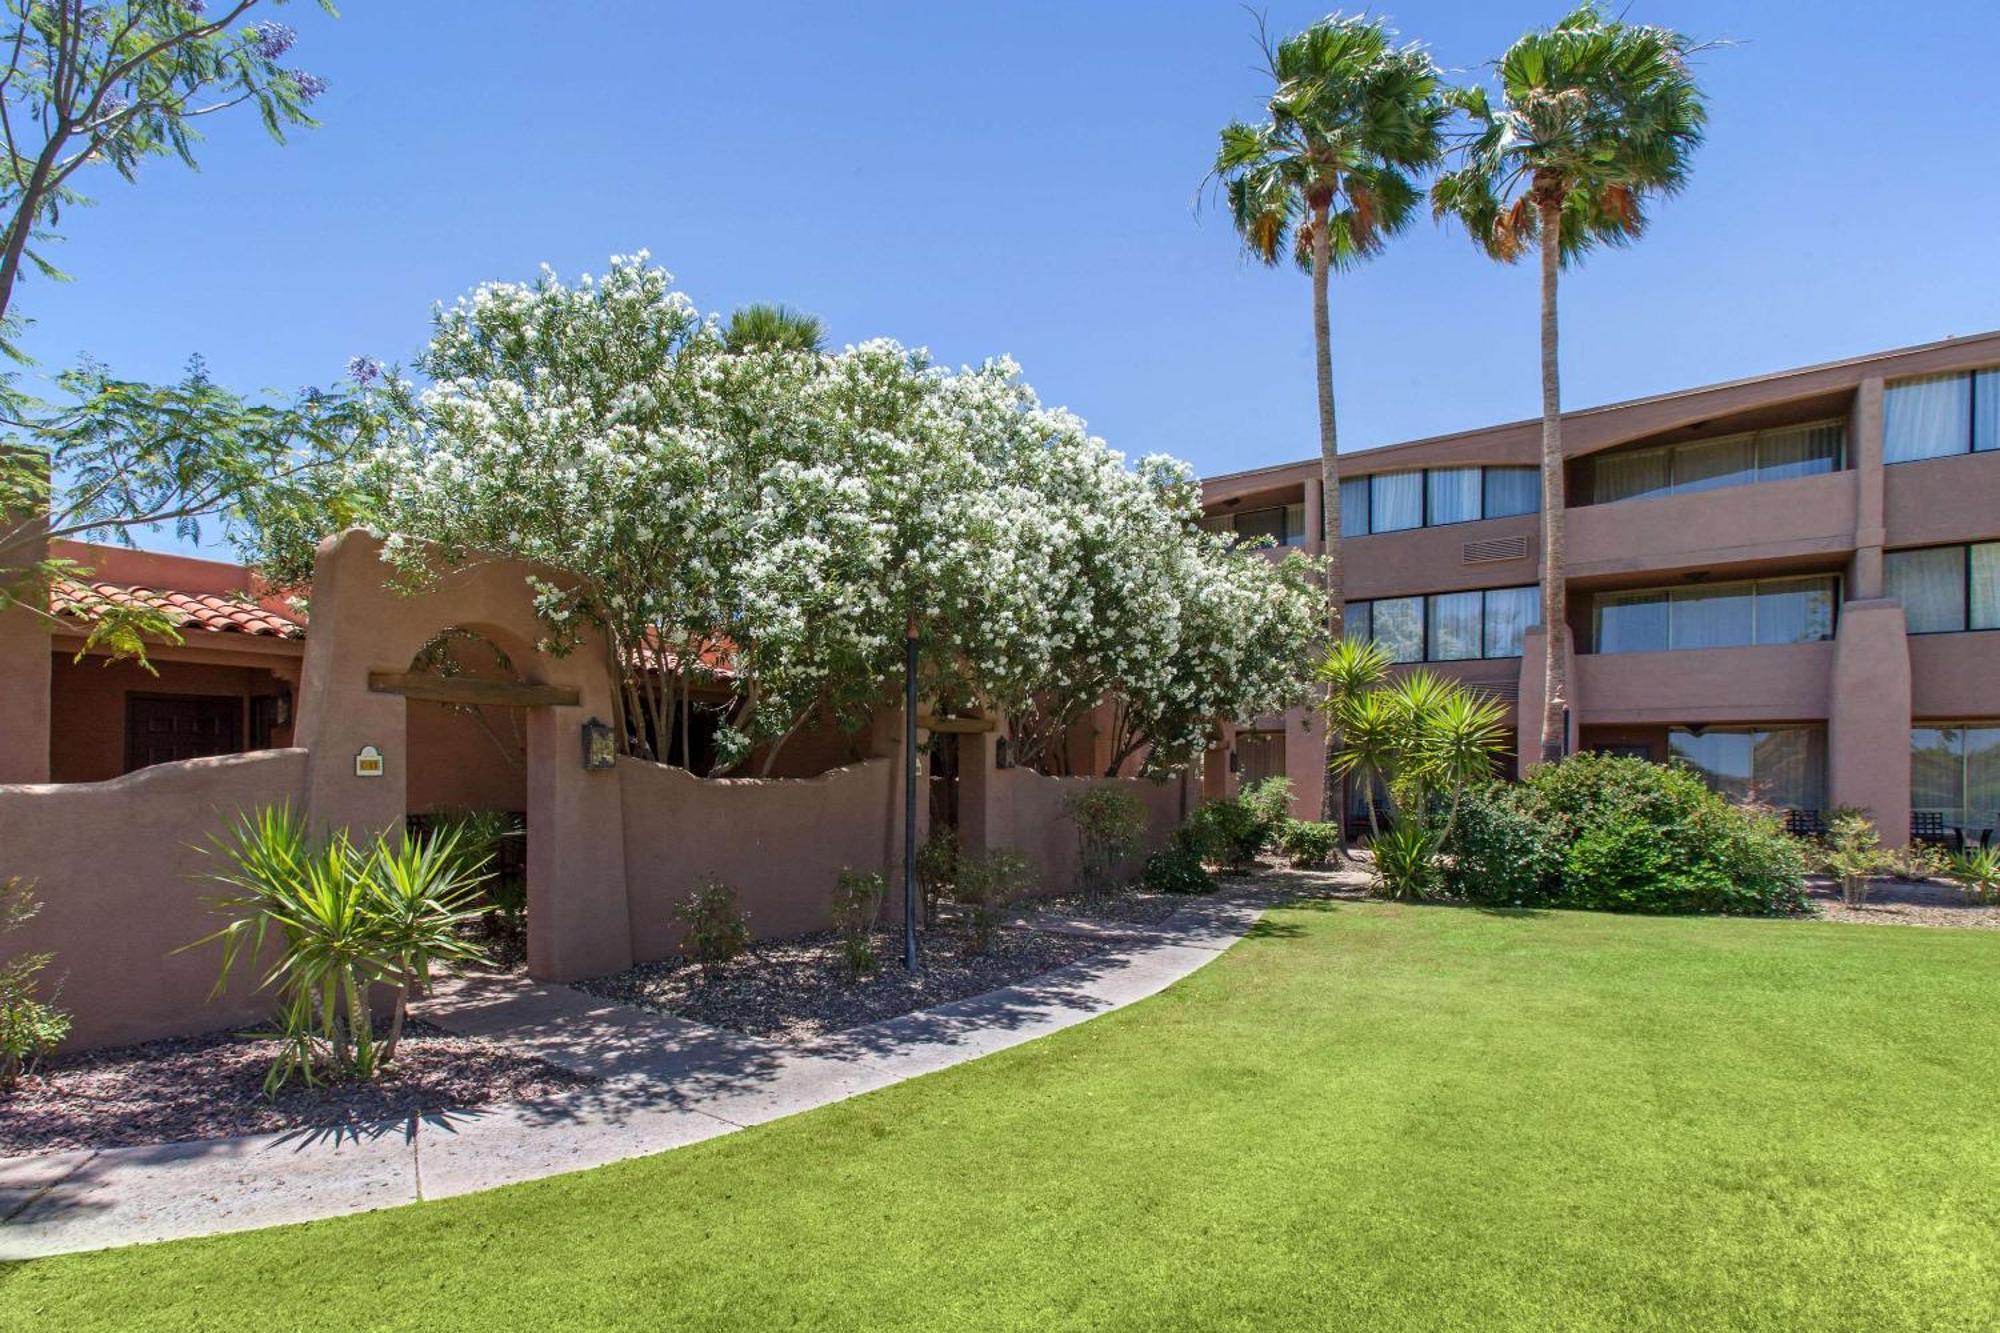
[674,879,753,981]
[953,848,1035,954]
[425,808,525,936]
[915,829,959,926]
[1949,845,2000,904]
[1143,845,1213,895]
[1239,776,1294,843]
[1439,785,1562,906]
[830,869,886,978]
[196,805,489,1093]
[1062,786,1147,899]
[0,877,69,1090]
[1175,797,1265,869]
[1441,756,1807,916]
[1276,819,1340,868]
[1370,824,1442,901]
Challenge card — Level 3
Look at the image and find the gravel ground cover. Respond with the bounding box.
[0,1020,594,1156]
[576,919,1113,1043]
[1806,875,2000,929]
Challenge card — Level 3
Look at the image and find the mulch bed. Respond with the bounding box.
[576,918,1113,1044]
[1011,886,1193,928]
[0,1020,594,1157]
[1805,876,2000,930]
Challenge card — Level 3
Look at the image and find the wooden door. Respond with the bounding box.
[124,694,243,773]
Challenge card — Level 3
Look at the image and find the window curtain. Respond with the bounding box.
[1754,577,1837,645]
[1965,727,2000,836]
[1370,472,1423,532]
[1671,435,1757,495]
[1427,591,1482,661]
[1371,596,1424,663]
[1757,423,1843,481]
[1340,477,1371,537]
[1752,728,1826,810]
[1482,467,1539,518]
[1670,730,1754,802]
[1483,586,1537,658]
[1884,374,1971,463]
[1884,547,1967,633]
[1971,543,2000,631]
[1591,447,1671,504]
[1283,503,1307,547]
[1344,601,1372,644]
[1669,583,1755,649]
[1232,506,1285,547]
[1977,371,2000,453]
[1910,727,1964,821]
[1595,590,1670,654]
[1427,468,1483,526]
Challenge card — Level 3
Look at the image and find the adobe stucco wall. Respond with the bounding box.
[0,748,305,1050]
[977,766,1185,897]
[618,755,912,964]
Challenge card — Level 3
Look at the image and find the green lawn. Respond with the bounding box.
[9,902,2000,1330]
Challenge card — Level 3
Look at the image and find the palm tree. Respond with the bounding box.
[1211,13,1450,827]
[1432,3,1708,765]
[723,303,827,354]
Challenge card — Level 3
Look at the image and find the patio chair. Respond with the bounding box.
[1782,809,1827,838]
[1911,811,1957,853]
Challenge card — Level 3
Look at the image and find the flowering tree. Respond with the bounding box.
[281,255,1323,778]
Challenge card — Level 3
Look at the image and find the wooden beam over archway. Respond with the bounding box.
[366,671,581,708]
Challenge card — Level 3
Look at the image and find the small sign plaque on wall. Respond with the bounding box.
[354,745,385,778]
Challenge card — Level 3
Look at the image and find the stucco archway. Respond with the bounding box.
[291,528,632,981]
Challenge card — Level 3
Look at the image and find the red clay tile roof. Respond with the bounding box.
[51,577,306,640]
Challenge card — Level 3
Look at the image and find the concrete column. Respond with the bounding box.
[955,723,1004,857]
[0,601,49,783]
[1828,598,1912,846]
[1203,722,1236,801]
[1850,377,1887,599]
[1283,704,1326,819]
[1304,475,1325,556]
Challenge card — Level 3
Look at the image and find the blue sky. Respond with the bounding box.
[23,1,2000,556]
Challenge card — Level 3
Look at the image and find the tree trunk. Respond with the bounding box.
[1536,194,1570,766]
[1309,198,1347,837]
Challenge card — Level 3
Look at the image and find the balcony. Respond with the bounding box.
[1574,641,1834,725]
[1565,470,1857,582]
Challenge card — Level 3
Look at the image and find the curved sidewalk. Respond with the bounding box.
[1,888,1280,1261]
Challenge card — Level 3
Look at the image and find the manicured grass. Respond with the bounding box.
[9,903,2000,1330]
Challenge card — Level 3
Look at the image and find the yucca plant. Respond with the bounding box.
[1948,845,2000,905]
[366,827,491,1061]
[1371,823,1442,901]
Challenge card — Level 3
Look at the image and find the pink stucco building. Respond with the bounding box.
[1199,331,2000,849]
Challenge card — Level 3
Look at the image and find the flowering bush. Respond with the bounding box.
[1062,786,1147,899]
[265,255,1323,778]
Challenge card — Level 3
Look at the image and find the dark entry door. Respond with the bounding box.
[125,694,243,773]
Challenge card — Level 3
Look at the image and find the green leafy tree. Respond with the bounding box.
[1210,12,1450,822]
[722,302,826,354]
[1432,3,1708,764]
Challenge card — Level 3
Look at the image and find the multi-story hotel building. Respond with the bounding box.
[1200,332,2000,848]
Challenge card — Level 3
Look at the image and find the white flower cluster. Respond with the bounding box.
[354,254,1324,773]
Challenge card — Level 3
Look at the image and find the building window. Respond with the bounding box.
[1669,726,1827,811]
[1591,576,1838,653]
[1588,420,1845,505]
[1884,369,2000,463]
[1207,502,1308,548]
[1912,725,2000,842]
[1884,542,2000,633]
[1348,585,1539,663]
[1341,466,1540,537]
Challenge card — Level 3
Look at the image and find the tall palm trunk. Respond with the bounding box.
[1535,191,1569,766]
[1309,197,1348,836]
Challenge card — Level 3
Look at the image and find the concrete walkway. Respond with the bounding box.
[1,887,1279,1260]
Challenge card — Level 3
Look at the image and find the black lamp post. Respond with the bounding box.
[903,615,920,972]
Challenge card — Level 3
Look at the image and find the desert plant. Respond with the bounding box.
[1889,839,1954,883]
[1063,786,1148,900]
[830,869,887,978]
[1370,824,1443,901]
[1277,819,1341,869]
[1947,846,2000,905]
[1174,797,1265,869]
[0,877,70,1091]
[1239,776,1294,845]
[916,829,959,926]
[675,880,753,982]
[1143,845,1213,895]
[196,805,490,1093]
[1822,814,1894,908]
[953,848,1034,955]
[425,808,525,938]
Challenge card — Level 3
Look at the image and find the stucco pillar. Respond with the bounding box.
[1849,377,1887,599]
[293,534,409,839]
[1282,704,1325,819]
[1829,598,1912,846]
[955,723,1004,857]
[1516,627,1579,775]
[0,601,50,783]
[1304,474,1325,555]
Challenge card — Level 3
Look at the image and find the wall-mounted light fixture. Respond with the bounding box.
[580,717,617,771]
